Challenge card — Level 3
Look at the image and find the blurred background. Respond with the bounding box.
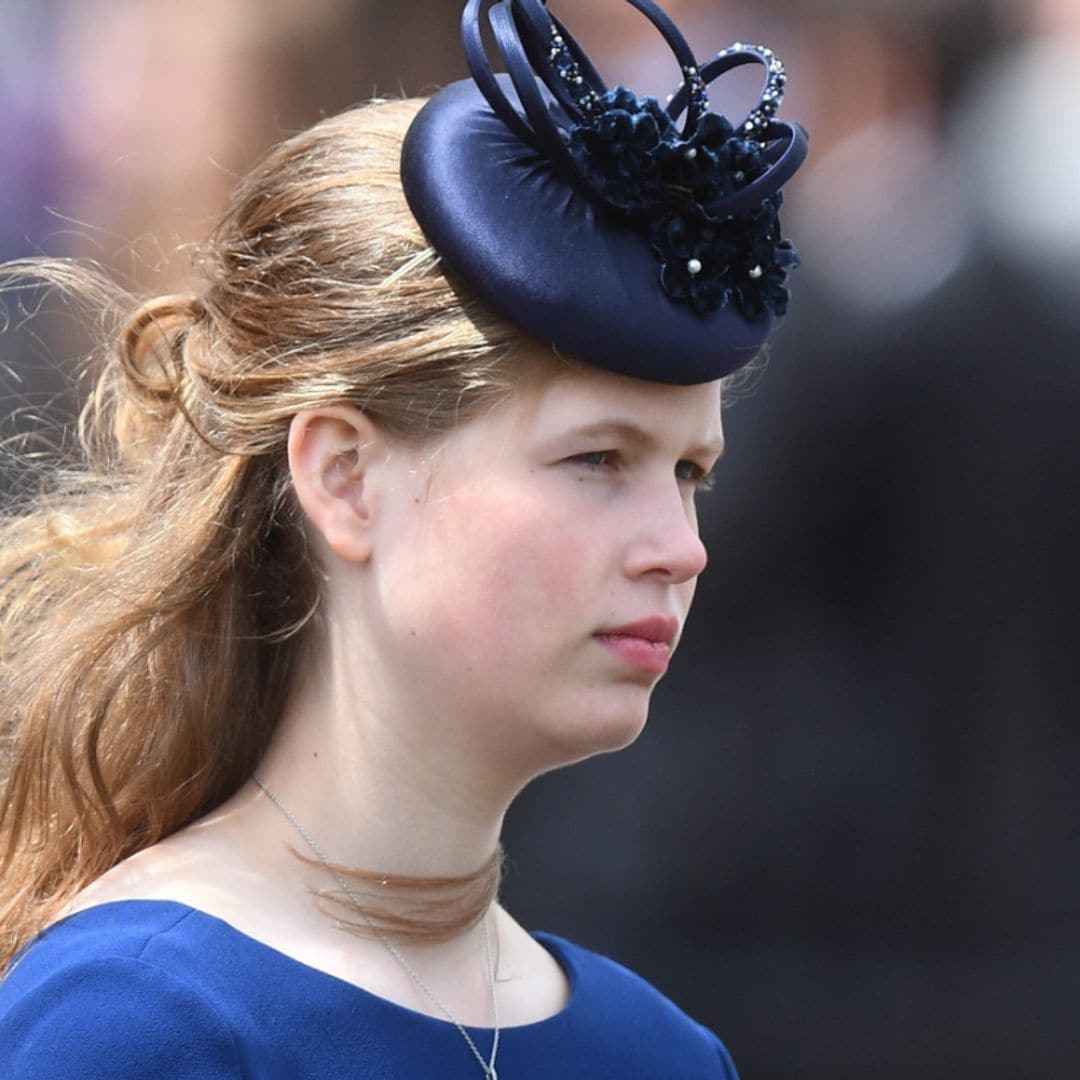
[2,1,1079,1076]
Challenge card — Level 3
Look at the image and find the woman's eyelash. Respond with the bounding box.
[573,450,618,468]
[676,460,717,491]
[571,452,716,490]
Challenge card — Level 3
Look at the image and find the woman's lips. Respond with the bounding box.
[595,617,679,676]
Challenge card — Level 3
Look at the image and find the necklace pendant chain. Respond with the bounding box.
[253,776,501,1079]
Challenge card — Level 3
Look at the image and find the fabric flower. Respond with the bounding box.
[568,87,799,320]
[728,198,801,318]
[569,89,677,209]
[651,211,733,316]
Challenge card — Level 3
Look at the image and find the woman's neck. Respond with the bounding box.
[251,638,511,885]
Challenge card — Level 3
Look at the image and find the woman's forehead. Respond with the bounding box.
[491,352,725,448]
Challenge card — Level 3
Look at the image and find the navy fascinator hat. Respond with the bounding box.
[401,0,809,385]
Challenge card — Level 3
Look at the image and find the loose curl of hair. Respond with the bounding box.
[0,98,527,973]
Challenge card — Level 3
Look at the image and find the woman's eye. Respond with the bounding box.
[676,460,717,491]
[568,452,715,489]
[573,450,617,469]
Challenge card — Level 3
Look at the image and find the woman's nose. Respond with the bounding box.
[622,487,708,584]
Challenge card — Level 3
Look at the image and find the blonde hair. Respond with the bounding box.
[0,98,526,972]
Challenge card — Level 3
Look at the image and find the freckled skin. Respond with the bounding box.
[351,362,724,782]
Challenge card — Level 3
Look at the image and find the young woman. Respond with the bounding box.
[0,1,805,1076]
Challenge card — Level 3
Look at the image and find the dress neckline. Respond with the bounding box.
[47,897,579,1033]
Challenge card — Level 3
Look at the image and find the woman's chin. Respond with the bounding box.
[531,688,654,769]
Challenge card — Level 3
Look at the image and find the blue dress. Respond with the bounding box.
[0,900,738,1078]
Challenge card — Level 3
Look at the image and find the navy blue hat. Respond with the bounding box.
[401,0,808,385]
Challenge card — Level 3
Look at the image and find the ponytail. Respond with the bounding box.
[0,271,318,972]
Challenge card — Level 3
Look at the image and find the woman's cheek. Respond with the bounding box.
[430,500,597,645]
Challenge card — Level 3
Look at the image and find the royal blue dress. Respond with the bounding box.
[0,900,738,1078]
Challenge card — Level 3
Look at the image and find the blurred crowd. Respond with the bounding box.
[3,2,1079,1078]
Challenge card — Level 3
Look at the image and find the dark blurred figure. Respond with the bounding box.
[506,2,1080,1078]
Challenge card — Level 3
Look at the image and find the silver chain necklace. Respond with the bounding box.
[253,775,500,1080]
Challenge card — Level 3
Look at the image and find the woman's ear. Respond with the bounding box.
[287,405,385,564]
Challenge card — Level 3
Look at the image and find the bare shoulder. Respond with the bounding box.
[64,819,250,920]
[64,781,280,927]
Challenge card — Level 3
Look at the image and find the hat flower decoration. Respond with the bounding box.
[402,0,809,384]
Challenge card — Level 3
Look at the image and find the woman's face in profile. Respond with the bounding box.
[364,358,725,777]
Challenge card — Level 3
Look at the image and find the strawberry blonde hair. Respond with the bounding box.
[0,99,526,972]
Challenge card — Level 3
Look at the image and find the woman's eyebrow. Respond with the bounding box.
[563,420,725,458]
[564,420,652,444]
